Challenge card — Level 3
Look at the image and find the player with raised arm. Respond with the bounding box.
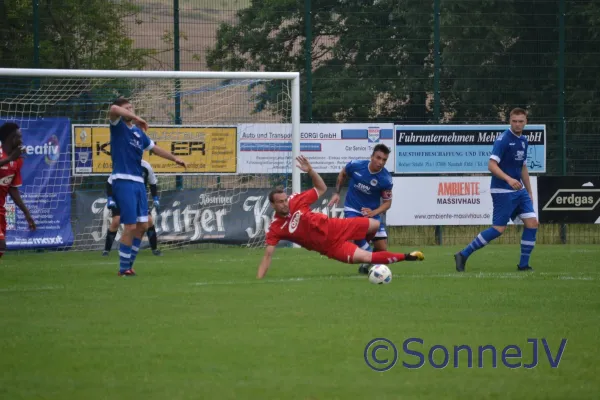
[257,155,424,279]
[454,108,538,272]
[103,159,162,257]
[108,98,186,277]
[0,123,36,260]
[328,144,394,275]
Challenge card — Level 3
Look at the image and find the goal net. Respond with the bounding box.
[0,69,300,253]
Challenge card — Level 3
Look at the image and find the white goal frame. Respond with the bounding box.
[0,68,302,194]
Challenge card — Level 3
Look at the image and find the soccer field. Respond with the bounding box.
[1,245,598,399]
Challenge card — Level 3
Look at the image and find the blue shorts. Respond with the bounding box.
[344,210,387,239]
[111,179,149,225]
[491,190,537,226]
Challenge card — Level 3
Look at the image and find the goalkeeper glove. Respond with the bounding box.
[107,196,117,210]
[153,196,160,212]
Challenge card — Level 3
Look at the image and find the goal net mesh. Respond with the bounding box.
[0,74,295,252]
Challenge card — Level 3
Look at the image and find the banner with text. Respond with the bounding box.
[538,176,600,224]
[238,123,395,173]
[74,188,349,250]
[3,117,74,249]
[387,176,538,226]
[72,125,237,175]
[394,125,546,174]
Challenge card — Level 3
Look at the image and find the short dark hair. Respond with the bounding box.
[0,122,20,143]
[510,107,527,118]
[269,186,285,203]
[112,97,130,107]
[372,143,390,156]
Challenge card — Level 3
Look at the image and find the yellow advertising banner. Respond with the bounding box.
[72,125,237,175]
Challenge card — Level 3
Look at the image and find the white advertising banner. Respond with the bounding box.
[237,123,395,173]
[387,176,539,226]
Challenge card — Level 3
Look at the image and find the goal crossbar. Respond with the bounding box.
[0,67,302,193]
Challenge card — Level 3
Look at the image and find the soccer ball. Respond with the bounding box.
[368,264,392,285]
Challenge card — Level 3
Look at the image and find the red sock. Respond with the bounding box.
[371,251,405,264]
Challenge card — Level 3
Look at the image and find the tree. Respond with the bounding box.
[0,0,157,123]
[207,0,436,122]
[207,0,598,121]
[0,0,153,70]
[207,0,600,174]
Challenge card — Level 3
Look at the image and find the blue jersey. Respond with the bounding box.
[109,118,154,183]
[489,129,528,192]
[343,159,393,214]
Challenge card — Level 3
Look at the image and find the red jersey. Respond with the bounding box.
[265,188,329,252]
[0,152,23,214]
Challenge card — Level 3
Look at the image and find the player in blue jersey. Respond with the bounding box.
[329,144,394,275]
[103,159,162,257]
[454,108,538,272]
[108,98,186,277]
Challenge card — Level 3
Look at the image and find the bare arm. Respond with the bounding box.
[0,148,23,167]
[8,187,35,230]
[257,245,276,279]
[335,168,347,194]
[521,164,533,198]
[488,159,522,190]
[295,156,326,196]
[151,145,187,168]
[328,168,347,207]
[108,105,148,131]
[109,105,139,122]
[371,199,392,216]
[307,167,327,197]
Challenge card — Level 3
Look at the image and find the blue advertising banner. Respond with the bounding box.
[2,118,74,249]
[394,125,546,174]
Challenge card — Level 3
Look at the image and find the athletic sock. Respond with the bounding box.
[147,226,158,251]
[519,228,537,267]
[129,237,142,267]
[355,238,372,252]
[371,251,406,264]
[119,243,132,272]
[460,227,502,258]
[104,230,117,252]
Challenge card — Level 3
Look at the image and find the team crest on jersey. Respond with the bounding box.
[368,127,381,143]
[289,211,302,233]
[370,179,378,186]
[0,175,15,186]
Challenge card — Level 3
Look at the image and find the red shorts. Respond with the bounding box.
[0,214,5,240]
[323,217,370,263]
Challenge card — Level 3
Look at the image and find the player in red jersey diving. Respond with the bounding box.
[257,156,424,279]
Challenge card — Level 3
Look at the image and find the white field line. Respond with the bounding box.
[0,285,65,293]
[0,271,595,293]
[190,272,598,286]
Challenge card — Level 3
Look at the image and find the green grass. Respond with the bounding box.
[1,244,599,399]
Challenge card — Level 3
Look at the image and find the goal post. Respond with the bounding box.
[0,68,301,252]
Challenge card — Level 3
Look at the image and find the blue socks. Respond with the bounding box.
[519,228,537,267]
[129,237,142,267]
[355,239,372,252]
[119,243,132,272]
[460,227,503,258]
